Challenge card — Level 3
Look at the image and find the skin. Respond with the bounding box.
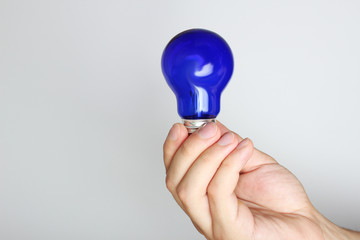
[163,121,360,240]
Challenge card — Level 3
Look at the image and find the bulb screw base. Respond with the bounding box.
[182,118,216,134]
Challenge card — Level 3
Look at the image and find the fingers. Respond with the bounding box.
[175,131,240,235]
[162,121,274,238]
[163,120,239,174]
[163,123,188,172]
[165,122,221,192]
[216,120,231,134]
[163,121,225,172]
[208,138,255,238]
[217,121,277,172]
[164,122,221,223]
[177,131,239,199]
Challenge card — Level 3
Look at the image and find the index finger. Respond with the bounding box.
[163,123,188,171]
[163,121,229,172]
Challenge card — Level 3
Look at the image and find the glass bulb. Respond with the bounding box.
[161,29,234,132]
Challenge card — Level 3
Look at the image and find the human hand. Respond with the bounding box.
[163,121,359,240]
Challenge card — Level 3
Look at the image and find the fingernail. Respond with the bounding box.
[237,138,250,150]
[217,132,234,146]
[198,122,217,139]
[167,124,179,141]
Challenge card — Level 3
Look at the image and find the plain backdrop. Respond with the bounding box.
[1,0,359,239]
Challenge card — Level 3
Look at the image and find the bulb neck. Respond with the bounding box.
[182,118,216,134]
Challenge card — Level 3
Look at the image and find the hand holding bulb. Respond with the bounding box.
[163,121,360,240]
[161,30,360,239]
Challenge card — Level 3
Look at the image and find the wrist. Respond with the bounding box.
[345,229,360,240]
[312,209,360,240]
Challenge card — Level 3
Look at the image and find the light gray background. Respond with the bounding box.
[1,0,359,239]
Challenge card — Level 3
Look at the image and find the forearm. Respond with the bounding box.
[313,210,360,240]
[343,229,360,240]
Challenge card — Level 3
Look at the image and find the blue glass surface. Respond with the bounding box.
[161,29,234,119]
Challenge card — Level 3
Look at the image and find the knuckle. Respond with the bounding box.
[176,184,188,202]
[165,175,176,193]
[176,184,193,206]
[207,181,221,198]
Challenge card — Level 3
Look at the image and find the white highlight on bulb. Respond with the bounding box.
[194,86,209,112]
[194,63,214,77]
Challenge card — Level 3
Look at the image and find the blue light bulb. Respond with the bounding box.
[161,29,234,132]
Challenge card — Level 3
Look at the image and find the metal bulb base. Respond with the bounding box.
[183,118,216,134]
